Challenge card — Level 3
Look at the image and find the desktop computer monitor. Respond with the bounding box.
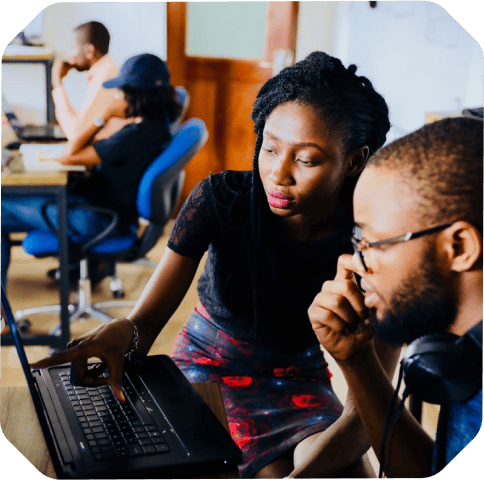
[13,10,44,45]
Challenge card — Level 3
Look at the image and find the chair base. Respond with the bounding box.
[14,258,137,337]
[125,256,158,268]
[14,301,138,336]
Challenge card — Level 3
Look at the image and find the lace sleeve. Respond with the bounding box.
[167,177,215,259]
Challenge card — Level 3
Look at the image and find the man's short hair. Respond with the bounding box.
[74,21,110,56]
[367,117,483,228]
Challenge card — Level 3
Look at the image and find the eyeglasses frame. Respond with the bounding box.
[351,222,454,273]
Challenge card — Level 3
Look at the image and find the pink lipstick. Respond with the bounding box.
[267,190,293,209]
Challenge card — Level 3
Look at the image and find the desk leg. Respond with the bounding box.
[46,60,55,123]
[57,186,70,350]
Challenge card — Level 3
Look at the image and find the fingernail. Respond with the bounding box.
[112,386,125,402]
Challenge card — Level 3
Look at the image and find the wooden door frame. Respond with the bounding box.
[166,2,187,88]
[166,2,300,198]
[166,2,299,87]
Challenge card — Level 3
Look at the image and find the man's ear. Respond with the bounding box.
[444,221,482,272]
[346,146,369,177]
[84,43,95,60]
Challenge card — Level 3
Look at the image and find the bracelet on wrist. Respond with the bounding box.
[125,323,139,361]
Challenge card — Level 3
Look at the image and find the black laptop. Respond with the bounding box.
[1,285,241,478]
[2,96,67,142]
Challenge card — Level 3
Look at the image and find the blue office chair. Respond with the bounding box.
[111,85,190,272]
[171,86,190,134]
[42,85,190,282]
[15,118,208,333]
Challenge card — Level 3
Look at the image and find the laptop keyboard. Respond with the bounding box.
[58,371,171,461]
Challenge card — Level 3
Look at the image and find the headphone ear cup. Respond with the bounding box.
[402,333,481,405]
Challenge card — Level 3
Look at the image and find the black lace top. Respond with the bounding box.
[168,170,353,353]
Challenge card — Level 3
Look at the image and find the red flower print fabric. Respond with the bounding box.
[171,309,343,478]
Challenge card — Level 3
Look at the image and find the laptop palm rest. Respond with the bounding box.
[127,355,239,461]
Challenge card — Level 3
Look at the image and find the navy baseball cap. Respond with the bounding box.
[103,53,171,89]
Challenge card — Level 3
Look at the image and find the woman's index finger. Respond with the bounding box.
[30,346,88,369]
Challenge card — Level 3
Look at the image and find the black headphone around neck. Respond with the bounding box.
[378,321,482,477]
[401,321,482,405]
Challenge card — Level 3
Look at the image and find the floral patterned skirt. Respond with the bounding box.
[171,304,344,478]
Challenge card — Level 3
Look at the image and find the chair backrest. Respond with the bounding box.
[21,116,206,263]
[169,86,190,134]
[134,118,207,258]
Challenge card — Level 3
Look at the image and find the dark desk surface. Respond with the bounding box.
[0,383,239,479]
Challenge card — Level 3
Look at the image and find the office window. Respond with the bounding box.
[187,2,268,59]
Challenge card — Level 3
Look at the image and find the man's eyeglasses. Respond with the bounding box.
[351,222,454,273]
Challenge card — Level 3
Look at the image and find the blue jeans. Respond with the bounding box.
[1,194,110,288]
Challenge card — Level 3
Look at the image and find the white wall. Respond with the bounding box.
[2,2,167,122]
[2,1,482,135]
[42,2,166,67]
[296,1,483,143]
[296,2,338,61]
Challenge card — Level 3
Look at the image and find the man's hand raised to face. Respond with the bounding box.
[308,254,374,363]
[52,60,74,88]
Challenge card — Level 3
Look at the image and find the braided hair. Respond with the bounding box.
[248,51,391,336]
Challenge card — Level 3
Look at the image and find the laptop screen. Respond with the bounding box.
[1,284,44,400]
[1,96,22,134]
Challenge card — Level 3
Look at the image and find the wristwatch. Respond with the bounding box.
[94,115,105,128]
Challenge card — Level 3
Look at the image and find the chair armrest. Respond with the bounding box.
[40,201,120,254]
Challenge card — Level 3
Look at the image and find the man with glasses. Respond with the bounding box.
[307,117,482,478]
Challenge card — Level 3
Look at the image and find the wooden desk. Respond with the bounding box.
[0,383,239,479]
[2,45,56,123]
[1,170,68,187]
[1,164,71,350]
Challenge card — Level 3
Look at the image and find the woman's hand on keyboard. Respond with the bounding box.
[30,318,137,402]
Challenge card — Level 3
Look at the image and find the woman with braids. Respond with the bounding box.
[32,52,398,477]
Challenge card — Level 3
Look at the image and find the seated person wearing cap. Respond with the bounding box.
[1,54,182,290]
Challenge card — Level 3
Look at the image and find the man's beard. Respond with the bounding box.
[74,64,89,72]
[370,249,458,347]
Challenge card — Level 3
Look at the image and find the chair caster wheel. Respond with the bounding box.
[17,319,32,333]
[113,290,125,299]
